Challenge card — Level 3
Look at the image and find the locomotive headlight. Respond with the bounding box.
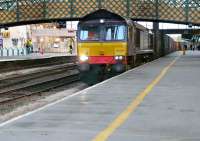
[115,56,119,60]
[80,55,89,62]
[115,56,123,60]
[118,56,123,60]
[100,19,105,23]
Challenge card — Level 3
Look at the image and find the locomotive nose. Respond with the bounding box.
[99,50,105,56]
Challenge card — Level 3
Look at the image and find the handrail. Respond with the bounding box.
[0,47,27,57]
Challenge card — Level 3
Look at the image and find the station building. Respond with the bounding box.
[0,22,77,56]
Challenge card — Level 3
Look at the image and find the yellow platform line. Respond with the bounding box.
[92,56,179,141]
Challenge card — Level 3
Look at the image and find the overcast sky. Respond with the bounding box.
[137,22,200,30]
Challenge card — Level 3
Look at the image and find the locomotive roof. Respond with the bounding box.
[80,9,149,31]
[81,9,125,22]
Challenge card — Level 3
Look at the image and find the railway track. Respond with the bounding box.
[0,63,80,105]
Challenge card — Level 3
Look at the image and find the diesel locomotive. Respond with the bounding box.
[77,9,178,85]
[77,9,153,73]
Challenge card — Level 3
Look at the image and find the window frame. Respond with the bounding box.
[78,23,102,42]
[78,22,128,42]
[103,23,127,42]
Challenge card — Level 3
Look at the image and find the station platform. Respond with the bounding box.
[1,51,200,141]
[0,53,70,62]
[0,53,76,73]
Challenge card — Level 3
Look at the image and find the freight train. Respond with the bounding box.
[77,9,177,83]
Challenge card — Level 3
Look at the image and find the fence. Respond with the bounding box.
[0,0,199,25]
[0,47,28,57]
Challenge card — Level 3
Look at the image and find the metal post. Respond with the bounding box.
[12,48,14,56]
[17,48,20,56]
[153,0,159,58]
[6,49,9,56]
[153,22,160,58]
[16,0,20,22]
[183,46,186,55]
[155,0,159,20]
[98,0,102,9]
[6,1,9,10]
[43,0,47,19]
[22,48,25,55]
[0,49,2,57]
[70,0,73,18]
[185,0,189,23]
[126,0,130,18]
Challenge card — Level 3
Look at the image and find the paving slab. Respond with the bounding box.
[0,51,199,141]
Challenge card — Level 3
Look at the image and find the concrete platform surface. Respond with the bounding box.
[0,51,200,141]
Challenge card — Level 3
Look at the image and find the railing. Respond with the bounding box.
[0,0,199,25]
[0,47,28,57]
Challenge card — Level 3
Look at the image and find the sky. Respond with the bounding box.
[137,22,200,30]
[135,22,200,39]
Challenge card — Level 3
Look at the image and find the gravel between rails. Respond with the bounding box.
[0,62,82,118]
[0,82,88,123]
[0,66,78,94]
